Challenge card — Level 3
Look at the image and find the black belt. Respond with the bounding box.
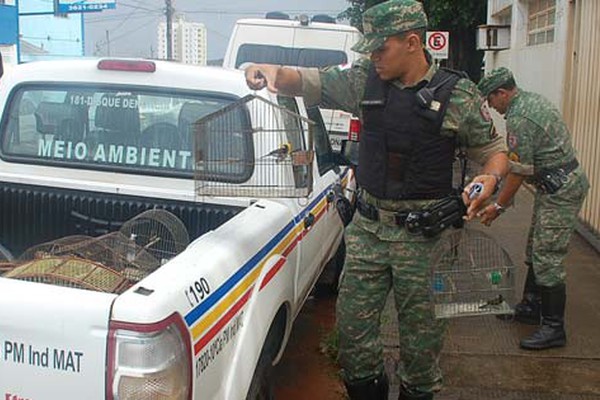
[534,159,579,194]
[535,159,579,180]
[356,198,410,226]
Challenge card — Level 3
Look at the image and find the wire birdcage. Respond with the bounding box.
[3,210,190,293]
[430,228,515,318]
[194,95,314,198]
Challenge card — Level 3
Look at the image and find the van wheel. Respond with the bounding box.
[316,239,346,296]
[245,349,275,400]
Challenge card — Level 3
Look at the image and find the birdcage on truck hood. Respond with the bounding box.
[194,95,314,198]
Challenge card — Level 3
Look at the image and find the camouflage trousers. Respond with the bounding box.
[336,211,446,394]
[525,168,589,287]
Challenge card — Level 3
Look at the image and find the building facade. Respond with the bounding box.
[157,15,207,65]
[0,0,17,69]
[482,0,600,242]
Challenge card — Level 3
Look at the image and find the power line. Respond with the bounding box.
[86,11,163,24]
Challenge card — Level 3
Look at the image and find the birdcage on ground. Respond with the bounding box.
[194,95,314,198]
[430,228,515,318]
[2,210,190,293]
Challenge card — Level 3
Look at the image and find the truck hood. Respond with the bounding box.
[0,277,116,400]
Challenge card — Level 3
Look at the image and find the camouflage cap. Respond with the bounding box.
[478,67,515,97]
[351,0,428,54]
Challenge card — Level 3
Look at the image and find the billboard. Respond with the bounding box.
[57,0,116,13]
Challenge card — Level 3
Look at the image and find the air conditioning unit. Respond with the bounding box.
[477,25,510,51]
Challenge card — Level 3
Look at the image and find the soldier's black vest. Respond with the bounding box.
[357,67,464,200]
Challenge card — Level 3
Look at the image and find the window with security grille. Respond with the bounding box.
[527,0,556,46]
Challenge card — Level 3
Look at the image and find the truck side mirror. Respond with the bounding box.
[338,139,359,167]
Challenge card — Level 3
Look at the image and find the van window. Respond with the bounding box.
[235,44,348,68]
[0,85,253,181]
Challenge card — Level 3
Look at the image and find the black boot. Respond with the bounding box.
[520,284,567,350]
[398,385,433,400]
[344,373,389,400]
[513,264,542,324]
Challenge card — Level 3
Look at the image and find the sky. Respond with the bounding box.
[83,0,352,61]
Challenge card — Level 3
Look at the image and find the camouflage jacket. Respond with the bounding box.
[504,90,577,177]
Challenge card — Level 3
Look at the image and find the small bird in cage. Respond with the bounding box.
[479,294,504,309]
[261,142,291,162]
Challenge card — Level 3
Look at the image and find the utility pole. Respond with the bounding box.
[105,30,111,56]
[165,0,173,60]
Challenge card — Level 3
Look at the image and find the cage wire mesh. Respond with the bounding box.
[2,209,190,293]
[430,228,515,318]
[194,95,314,198]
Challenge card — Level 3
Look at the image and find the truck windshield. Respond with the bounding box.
[235,44,347,68]
[0,85,253,181]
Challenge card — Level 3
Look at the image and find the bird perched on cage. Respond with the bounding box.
[479,294,504,309]
[262,142,292,161]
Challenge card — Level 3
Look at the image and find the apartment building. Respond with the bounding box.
[157,15,207,65]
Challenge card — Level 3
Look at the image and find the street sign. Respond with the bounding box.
[57,0,116,13]
[426,31,449,60]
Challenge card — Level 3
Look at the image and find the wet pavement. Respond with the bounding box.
[273,188,600,399]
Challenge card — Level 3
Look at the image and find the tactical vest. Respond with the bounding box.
[358,67,463,200]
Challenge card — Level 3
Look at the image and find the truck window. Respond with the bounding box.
[0,85,253,181]
[235,44,347,68]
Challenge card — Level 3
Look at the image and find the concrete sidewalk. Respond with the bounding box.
[383,188,600,399]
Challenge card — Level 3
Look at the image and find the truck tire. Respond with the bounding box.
[246,309,285,400]
[245,349,275,400]
[316,238,346,296]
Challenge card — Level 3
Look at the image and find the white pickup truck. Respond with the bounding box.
[0,58,355,400]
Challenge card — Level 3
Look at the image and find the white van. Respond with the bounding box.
[223,14,362,151]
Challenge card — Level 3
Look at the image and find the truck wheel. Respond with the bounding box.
[245,349,274,400]
[316,239,346,296]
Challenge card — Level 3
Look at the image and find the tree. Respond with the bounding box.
[338,0,487,81]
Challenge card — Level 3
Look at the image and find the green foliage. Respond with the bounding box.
[423,0,486,30]
[339,0,486,32]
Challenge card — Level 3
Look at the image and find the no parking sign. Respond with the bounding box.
[426,31,449,60]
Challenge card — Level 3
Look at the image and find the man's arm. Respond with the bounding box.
[479,172,525,226]
[244,64,303,96]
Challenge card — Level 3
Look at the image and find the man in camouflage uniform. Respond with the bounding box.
[478,67,589,350]
[245,1,508,398]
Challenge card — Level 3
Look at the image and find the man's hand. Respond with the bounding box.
[479,203,502,226]
[244,64,280,93]
[462,174,499,220]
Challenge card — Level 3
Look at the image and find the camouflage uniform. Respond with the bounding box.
[478,68,589,288]
[479,67,588,350]
[297,2,506,394]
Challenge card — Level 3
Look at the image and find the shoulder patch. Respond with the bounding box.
[507,134,518,149]
[480,101,492,122]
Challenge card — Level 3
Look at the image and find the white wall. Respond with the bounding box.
[484,0,570,108]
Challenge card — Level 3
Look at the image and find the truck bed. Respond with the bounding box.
[0,181,243,258]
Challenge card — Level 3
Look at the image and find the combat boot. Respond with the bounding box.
[343,372,389,400]
[511,263,542,324]
[520,284,567,350]
[398,385,433,400]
